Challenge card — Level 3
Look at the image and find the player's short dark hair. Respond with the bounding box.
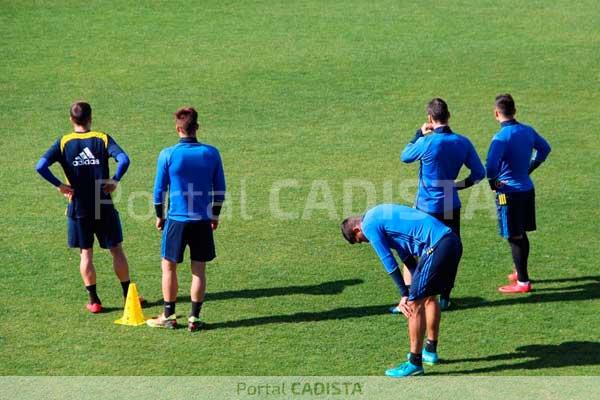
[427,98,450,123]
[341,216,362,244]
[174,107,199,135]
[70,102,92,125]
[495,93,516,117]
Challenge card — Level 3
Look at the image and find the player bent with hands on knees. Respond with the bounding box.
[341,204,462,377]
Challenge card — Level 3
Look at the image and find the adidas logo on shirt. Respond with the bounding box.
[72,147,101,166]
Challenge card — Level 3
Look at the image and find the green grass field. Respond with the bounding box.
[1,0,599,376]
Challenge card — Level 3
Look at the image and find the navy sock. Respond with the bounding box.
[509,234,530,282]
[191,301,203,318]
[164,301,176,318]
[85,284,101,304]
[425,339,438,353]
[409,352,423,367]
[120,280,130,298]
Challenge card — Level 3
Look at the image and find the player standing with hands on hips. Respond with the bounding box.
[35,101,137,314]
[486,94,551,293]
[148,107,226,331]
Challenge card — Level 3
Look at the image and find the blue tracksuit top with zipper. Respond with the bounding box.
[486,120,551,193]
[361,204,452,274]
[153,137,226,222]
[401,126,485,213]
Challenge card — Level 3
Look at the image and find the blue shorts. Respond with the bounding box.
[67,209,123,249]
[409,233,463,301]
[161,219,216,264]
[496,190,536,239]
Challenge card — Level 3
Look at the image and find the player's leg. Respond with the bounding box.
[69,216,101,313]
[423,296,440,363]
[187,221,215,331]
[499,191,534,293]
[438,208,460,309]
[147,219,185,329]
[96,209,134,299]
[80,247,101,313]
[385,298,427,378]
[109,244,132,298]
[189,261,206,331]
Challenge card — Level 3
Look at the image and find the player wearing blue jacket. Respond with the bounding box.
[35,102,135,314]
[401,98,484,308]
[486,94,551,293]
[147,107,226,331]
[341,204,462,377]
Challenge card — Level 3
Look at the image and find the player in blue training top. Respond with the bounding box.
[35,101,137,314]
[341,204,462,378]
[401,98,484,309]
[147,107,226,332]
[486,94,551,294]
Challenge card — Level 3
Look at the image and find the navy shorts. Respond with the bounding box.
[161,219,215,264]
[496,189,536,239]
[409,233,463,301]
[68,209,123,249]
[425,208,461,238]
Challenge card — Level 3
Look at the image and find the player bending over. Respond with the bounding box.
[147,107,226,332]
[401,98,484,309]
[486,94,551,293]
[35,101,136,313]
[341,204,462,377]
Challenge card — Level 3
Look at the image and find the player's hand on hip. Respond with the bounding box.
[211,219,219,231]
[102,179,118,193]
[156,217,165,231]
[58,184,74,200]
[399,296,413,318]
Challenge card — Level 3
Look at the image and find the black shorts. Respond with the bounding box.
[496,189,536,239]
[409,233,463,301]
[426,208,461,238]
[161,219,215,264]
[67,209,123,249]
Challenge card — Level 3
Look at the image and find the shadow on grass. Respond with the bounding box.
[448,277,600,311]
[145,279,364,307]
[202,304,391,330]
[430,341,600,374]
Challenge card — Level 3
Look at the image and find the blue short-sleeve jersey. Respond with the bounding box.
[361,204,452,274]
[486,120,551,193]
[401,127,485,213]
[153,137,226,222]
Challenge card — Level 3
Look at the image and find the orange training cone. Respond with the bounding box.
[115,283,146,326]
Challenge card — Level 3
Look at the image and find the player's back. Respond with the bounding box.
[363,204,451,257]
[488,121,546,192]
[418,131,477,212]
[59,131,112,217]
[161,140,224,221]
[422,133,472,180]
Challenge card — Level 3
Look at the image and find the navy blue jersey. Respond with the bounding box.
[401,127,485,213]
[153,137,226,222]
[42,131,125,218]
[361,204,452,274]
[486,120,551,193]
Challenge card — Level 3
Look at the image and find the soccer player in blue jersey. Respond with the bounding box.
[35,102,134,314]
[401,98,484,309]
[486,94,551,293]
[341,204,462,377]
[147,107,226,332]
